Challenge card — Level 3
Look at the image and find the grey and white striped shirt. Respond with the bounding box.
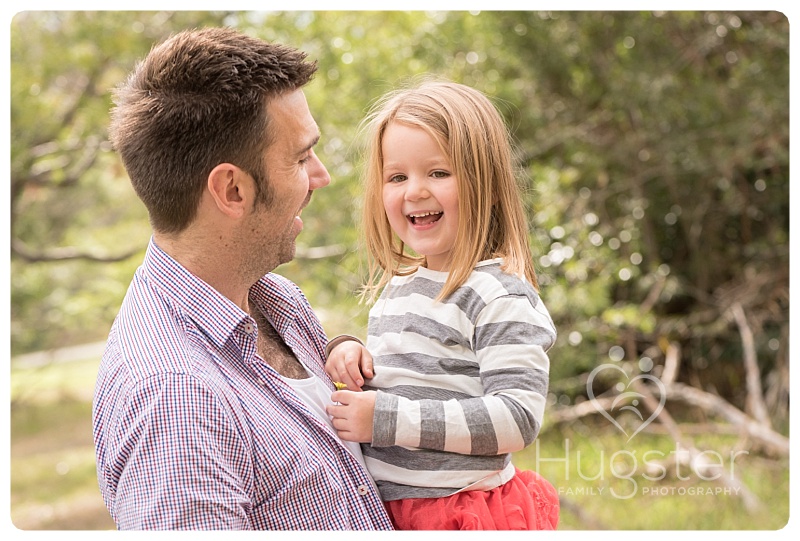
[363,259,556,501]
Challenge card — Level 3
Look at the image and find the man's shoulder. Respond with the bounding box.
[105,274,198,380]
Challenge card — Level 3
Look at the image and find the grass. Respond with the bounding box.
[515,420,790,529]
[9,356,790,530]
[10,357,115,530]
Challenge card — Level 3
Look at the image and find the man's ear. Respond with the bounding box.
[207,163,253,218]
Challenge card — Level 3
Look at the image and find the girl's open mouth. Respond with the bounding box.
[407,211,443,225]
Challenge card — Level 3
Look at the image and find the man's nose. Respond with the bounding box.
[308,150,331,190]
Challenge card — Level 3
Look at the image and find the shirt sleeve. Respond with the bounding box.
[108,373,253,529]
[371,293,555,456]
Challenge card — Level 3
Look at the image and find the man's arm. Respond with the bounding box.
[107,373,252,529]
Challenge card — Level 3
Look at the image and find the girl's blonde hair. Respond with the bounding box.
[360,79,538,302]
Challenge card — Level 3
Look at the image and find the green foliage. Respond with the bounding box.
[8,13,789,531]
[10,11,789,417]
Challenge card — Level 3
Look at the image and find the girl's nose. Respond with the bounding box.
[404,176,430,201]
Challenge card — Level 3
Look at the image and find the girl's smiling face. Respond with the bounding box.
[381,121,460,271]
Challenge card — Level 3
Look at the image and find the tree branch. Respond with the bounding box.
[632,380,762,513]
[655,382,788,456]
[10,238,142,263]
[294,244,350,259]
[730,302,771,428]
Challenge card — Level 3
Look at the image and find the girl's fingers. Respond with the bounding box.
[340,353,363,390]
[361,352,375,379]
[346,366,364,389]
[330,390,351,404]
[335,373,359,392]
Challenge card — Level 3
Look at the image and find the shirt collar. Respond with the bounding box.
[142,237,250,350]
[248,276,298,335]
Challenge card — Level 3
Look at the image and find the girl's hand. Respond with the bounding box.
[324,340,374,391]
[327,390,376,443]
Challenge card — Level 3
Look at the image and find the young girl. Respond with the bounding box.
[325,80,559,530]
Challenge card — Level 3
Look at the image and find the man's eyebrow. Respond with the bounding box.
[298,133,321,156]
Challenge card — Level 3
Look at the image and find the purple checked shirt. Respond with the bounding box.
[93,238,392,530]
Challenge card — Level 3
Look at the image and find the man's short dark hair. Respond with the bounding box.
[109,27,318,233]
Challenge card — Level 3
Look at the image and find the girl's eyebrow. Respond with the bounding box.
[382,160,403,171]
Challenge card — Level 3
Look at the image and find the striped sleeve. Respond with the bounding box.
[371,290,555,456]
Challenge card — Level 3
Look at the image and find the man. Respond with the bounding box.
[92,27,393,530]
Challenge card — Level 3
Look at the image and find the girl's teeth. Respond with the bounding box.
[409,211,443,225]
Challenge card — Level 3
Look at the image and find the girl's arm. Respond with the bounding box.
[370,293,555,456]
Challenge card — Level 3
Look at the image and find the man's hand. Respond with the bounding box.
[326,390,376,443]
[324,340,374,391]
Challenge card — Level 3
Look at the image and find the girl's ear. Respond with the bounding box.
[207,163,253,219]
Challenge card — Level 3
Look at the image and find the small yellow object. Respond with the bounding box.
[333,382,348,390]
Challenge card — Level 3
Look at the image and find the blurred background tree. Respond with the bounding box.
[11,10,788,420]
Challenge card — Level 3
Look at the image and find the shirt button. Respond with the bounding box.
[357,485,369,496]
[244,322,255,334]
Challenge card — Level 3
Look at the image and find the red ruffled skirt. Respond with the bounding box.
[384,469,559,530]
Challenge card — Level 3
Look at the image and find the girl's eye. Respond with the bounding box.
[431,170,450,178]
[387,174,407,183]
